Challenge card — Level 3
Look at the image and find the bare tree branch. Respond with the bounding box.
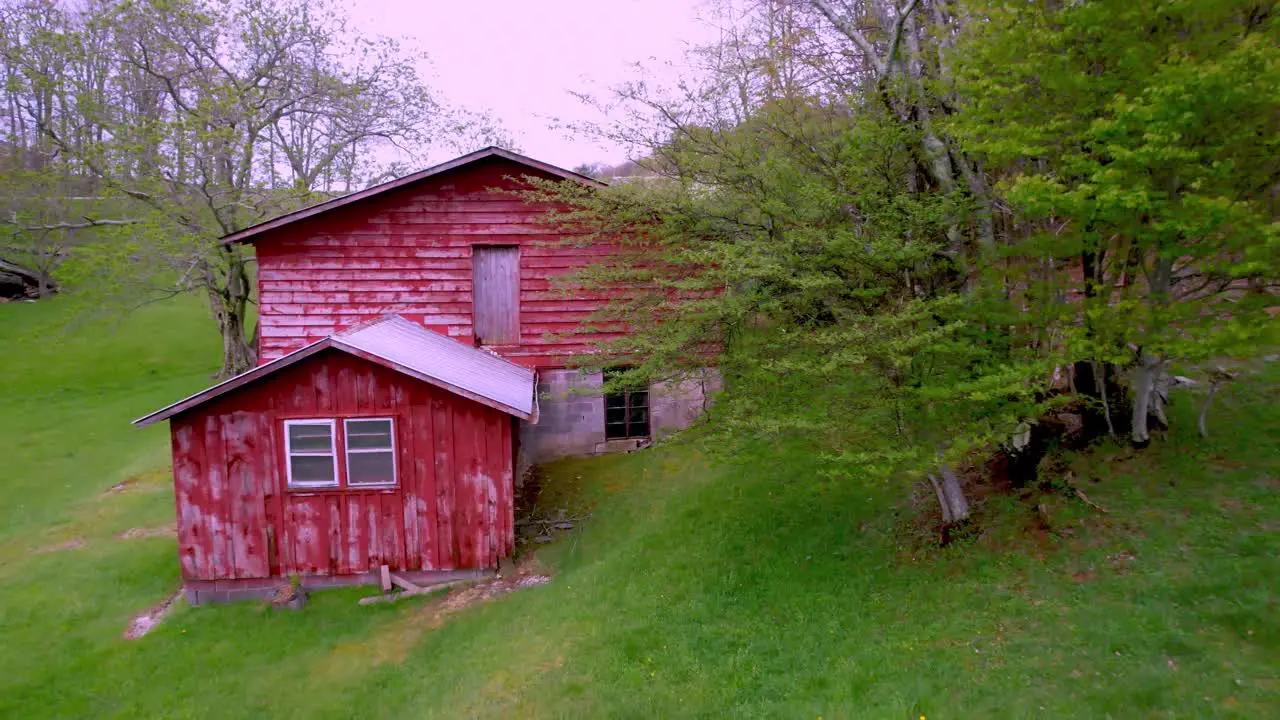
[809,0,922,79]
[2,216,143,231]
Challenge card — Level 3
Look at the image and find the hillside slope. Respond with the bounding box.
[1,297,1276,718]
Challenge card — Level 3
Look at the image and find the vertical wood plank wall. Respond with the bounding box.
[254,155,624,368]
[471,245,520,344]
[170,349,514,581]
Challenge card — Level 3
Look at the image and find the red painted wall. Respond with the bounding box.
[170,349,515,581]
[253,155,623,368]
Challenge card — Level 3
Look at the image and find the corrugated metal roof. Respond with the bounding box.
[134,315,536,427]
[334,315,534,416]
[220,146,605,245]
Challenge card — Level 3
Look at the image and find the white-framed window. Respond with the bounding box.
[343,417,397,487]
[284,419,339,488]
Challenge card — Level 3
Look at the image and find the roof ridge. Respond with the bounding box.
[133,316,537,428]
[219,147,605,245]
[333,312,403,337]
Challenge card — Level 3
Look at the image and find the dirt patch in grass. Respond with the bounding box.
[118,524,176,540]
[438,564,550,615]
[1071,569,1097,584]
[104,479,136,494]
[102,469,170,496]
[35,537,86,554]
[412,554,551,630]
[313,556,552,677]
[124,590,180,640]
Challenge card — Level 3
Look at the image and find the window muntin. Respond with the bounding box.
[344,418,397,487]
[284,418,398,490]
[604,376,650,440]
[284,420,338,488]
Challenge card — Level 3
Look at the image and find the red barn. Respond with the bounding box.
[136,148,716,602]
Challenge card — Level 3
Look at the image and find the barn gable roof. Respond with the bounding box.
[133,315,537,427]
[220,146,604,245]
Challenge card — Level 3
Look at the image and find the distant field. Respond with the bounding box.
[1,296,1276,718]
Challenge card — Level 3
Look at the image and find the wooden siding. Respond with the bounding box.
[254,155,621,368]
[471,245,520,344]
[171,349,514,581]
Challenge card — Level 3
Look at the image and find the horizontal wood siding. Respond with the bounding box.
[254,156,619,368]
[171,350,514,581]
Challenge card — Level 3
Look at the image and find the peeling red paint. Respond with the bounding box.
[171,350,514,581]
[252,155,626,369]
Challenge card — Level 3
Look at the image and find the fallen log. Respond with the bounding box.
[0,257,51,299]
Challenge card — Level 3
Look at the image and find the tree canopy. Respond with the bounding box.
[532,0,1278,517]
[0,0,512,376]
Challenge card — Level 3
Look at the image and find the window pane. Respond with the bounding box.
[605,422,628,439]
[606,406,626,424]
[629,406,649,426]
[348,451,396,486]
[288,423,333,452]
[630,391,649,409]
[345,419,392,449]
[605,393,626,410]
[289,454,335,485]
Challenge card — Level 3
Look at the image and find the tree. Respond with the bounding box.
[540,0,1277,530]
[531,0,1060,525]
[954,0,1280,445]
[808,0,999,257]
[0,0,507,377]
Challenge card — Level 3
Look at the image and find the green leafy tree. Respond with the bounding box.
[954,0,1280,444]
[1,0,510,377]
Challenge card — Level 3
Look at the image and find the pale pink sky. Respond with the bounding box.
[351,0,715,169]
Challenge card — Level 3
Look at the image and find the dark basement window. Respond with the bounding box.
[603,370,650,440]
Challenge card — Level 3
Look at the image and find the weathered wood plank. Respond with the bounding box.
[500,416,514,557]
[433,397,457,569]
[225,412,269,578]
[202,414,232,579]
[484,410,505,564]
[472,246,520,344]
[381,492,404,574]
[260,290,471,304]
[171,420,205,579]
[411,390,438,570]
[250,155,629,367]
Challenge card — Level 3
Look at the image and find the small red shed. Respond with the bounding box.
[134,315,536,603]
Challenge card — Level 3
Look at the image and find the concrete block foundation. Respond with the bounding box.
[518,368,719,469]
[182,569,493,605]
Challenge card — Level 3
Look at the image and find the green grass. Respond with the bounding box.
[1,295,1277,718]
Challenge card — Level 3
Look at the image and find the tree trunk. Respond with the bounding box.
[35,256,57,298]
[928,463,970,524]
[939,464,970,522]
[1198,382,1218,439]
[211,291,255,379]
[1093,360,1116,438]
[209,248,255,379]
[1132,254,1175,446]
[1130,350,1166,447]
[953,152,997,255]
[927,473,953,524]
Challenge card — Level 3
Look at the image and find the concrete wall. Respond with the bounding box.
[651,369,722,440]
[520,369,607,465]
[518,368,719,469]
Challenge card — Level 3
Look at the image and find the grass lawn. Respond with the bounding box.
[1,295,1276,718]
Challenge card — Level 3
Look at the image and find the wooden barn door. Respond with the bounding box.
[472,245,519,345]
